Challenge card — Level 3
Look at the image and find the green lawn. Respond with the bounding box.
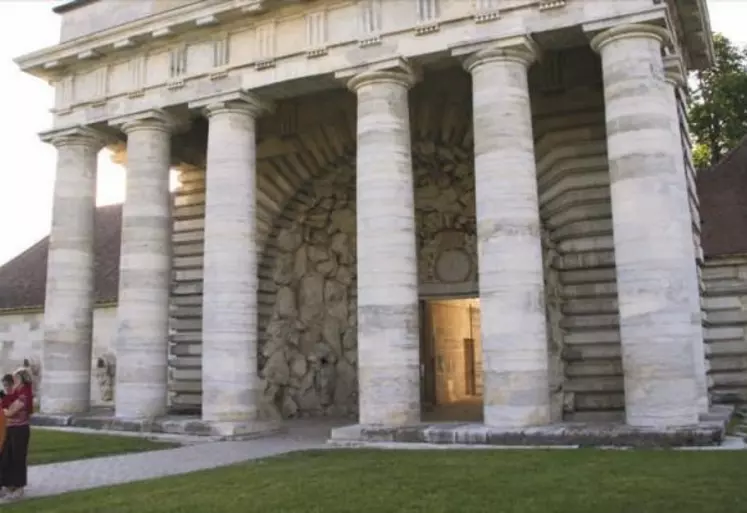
[7,448,747,513]
[28,428,178,465]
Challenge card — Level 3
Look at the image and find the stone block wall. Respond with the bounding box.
[169,166,207,412]
[531,49,624,422]
[702,255,747,403]
[0,306,117,405]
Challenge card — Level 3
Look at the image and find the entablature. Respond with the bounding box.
[19,0,706,133]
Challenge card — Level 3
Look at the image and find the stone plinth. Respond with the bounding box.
[31,408,283,440]
[329,406,732,449]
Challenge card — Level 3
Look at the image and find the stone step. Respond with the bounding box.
[565,410,624,423]
[561,314,618,331]
[562,342,621,361]
[705,310,747,325]
[555,251,615,271]
[708,356,747,373]
[171,355,202,369]
[711,371,747,387]
[171,368,202,381]
[574,392,625,411]
[171,295,203,307]
[562,283,616,299]
[705,326,746,342]
[706,340,747,357]
[173,230,204,244]
[563,298,618,316]
[566,360,623,378]
[172,318,202,331]
[564,329,621,346]
[173,256,203,270]
[171,332,203,345]
[173,282,202,295]
[170,393,202,407]
[557,234,614,255]
[565,376,624,394]
[561,267,616,285]
[172,306,202,319]
[173,243,204,257]
[169,381,202,393]
[175,192,205,208]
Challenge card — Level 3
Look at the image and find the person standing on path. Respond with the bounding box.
[0,368,33,500]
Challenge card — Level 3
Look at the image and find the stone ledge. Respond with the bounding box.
[329,406,733,449]
[32,409,284,440]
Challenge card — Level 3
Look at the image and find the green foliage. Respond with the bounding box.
[688,33,747,169]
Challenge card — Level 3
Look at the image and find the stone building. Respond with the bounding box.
[2,0,731,442]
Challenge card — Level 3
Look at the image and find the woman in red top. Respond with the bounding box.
[0,369,32,500]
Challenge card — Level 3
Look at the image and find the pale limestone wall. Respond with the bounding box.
[703,256,747,403]
[532,47,622,422]
[59,0,198,42]
[0,306,117,405]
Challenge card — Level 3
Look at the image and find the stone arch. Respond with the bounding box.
[252,68,564,420]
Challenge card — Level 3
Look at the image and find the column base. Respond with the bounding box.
[31,407,284,440]
[328,407,732,449]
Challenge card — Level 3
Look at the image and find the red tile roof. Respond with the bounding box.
[0,203,122,311]
[698,135,747,258]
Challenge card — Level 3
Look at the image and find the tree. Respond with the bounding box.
[687,33,747,169]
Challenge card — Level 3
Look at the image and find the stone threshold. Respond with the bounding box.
[329,406,733,449]
[31,408,283,440]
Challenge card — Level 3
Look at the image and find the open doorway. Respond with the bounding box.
[420,298,483,422]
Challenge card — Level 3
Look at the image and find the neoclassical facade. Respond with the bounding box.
[14,0,716,437]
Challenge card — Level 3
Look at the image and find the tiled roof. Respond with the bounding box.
[0,203,122,311]
[698,135,747,258]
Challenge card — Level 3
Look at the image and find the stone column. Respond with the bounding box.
[463,37,551,428]
[347,63,421,426]
[110,110,174,419]
[190,92,267,428]
[591,24,701,427]
[663,54,710,415]
[39,127,107,414]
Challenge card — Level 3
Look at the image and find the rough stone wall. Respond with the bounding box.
[703,256,747,403]
[0,306,117,405]
[257,100,487,419]
[531,47,623,422]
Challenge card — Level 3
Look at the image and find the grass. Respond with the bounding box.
[7,448,747,513]
[27,428,178,465]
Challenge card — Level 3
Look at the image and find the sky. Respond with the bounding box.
[0,0,745,266]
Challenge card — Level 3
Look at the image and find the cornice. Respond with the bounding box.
[15,0,271,79]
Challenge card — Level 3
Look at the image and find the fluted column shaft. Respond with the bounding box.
[663,56,710,414]
[39,127,105,414]
[112,111,174,418]
[592,24,701,427]
[200,95,265,423]
[349,67,420,426]
[465,40,551,428]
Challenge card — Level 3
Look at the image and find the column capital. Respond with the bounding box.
[189,90,272,119]
[336,57,419,93]
[589,23,670,54]
[458,35,539,73]
[663,53,687,88]
[109,109,188,135]
[39,125,112,150]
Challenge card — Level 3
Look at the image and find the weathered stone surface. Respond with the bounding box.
[260,165,359,419]
[114,113,173,419]
[39,127,105,414]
